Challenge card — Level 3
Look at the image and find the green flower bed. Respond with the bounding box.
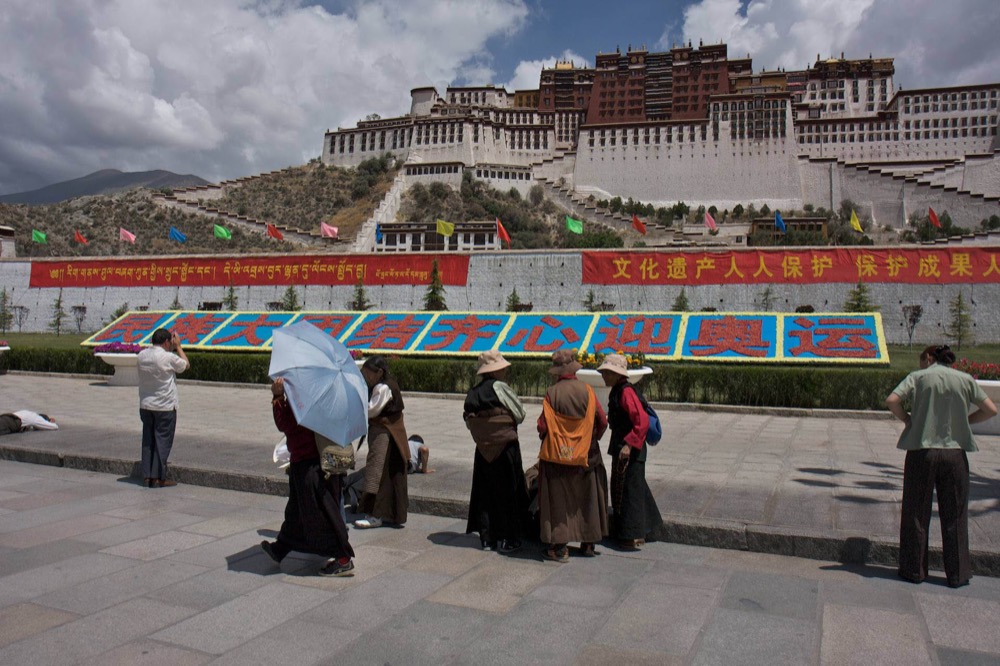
[1,348,907,410]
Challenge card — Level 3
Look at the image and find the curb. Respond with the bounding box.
[2,444,997,577]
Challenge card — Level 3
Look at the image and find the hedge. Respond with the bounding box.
[1,347,907,411]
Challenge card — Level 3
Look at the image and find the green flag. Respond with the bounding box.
[565,216,583,234]
[213,224,232,240]
[32,229,47,243]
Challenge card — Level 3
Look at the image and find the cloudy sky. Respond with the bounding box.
[1,0,997,195]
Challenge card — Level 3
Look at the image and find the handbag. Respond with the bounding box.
[315,433,355,476]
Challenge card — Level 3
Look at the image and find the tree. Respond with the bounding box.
[11,306,29,332]
[169,291,183,310]
[223,282,239,311]
[349,277,372,311]
[583,289,597,312]
[843,281,878,312]
[672,288,690,312]
[760,204,771,217]
[422,260,448,311]
[944,291,973,350]
[108,303,129,323]
[506,287,522,312]
[758,285,775,311]
[0,288,12,333]
[902,305,923,347]
[71,305,87,333]
[49,290,67,336]
[732,204,745,219]
[528,185,544,206]
[280,286,302,311]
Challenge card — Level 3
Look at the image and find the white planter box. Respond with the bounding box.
[95,353,140,387]
[575,366,653,413]
[973,379,1000,437]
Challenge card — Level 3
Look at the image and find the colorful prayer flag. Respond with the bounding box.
[496,218,511,248]
[850,209,863,233]
[704,212,718,232]
[266,223,284,241]
[631,214,647,235]
[928,207,942,228]
[119,227,136,243]
[31,229,47,244]
[436,219,455,237]
[168,226,187,243]
[774,211,786,233]
[213,225,232,240]
[375,223,383,243]
[565,216,583,234]
[73,229,89,245]
[320,222,339,238]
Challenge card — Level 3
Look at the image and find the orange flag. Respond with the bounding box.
[928,207,941,228]
[266,223,284,240]
[631,214,647,235]
[496,218,511,247]
[73,229,89,245]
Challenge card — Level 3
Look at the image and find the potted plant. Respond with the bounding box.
[573,350,653,412]
[0,339,8,352]
[955,359,1000,436]
[93,342,144,386]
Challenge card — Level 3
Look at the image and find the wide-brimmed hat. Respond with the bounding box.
[476,350,511,375]
[596,353,629,377]
[548,349,582,376]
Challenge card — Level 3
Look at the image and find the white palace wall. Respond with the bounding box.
[3,251,999,345]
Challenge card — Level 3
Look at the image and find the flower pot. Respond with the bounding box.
[575,366,653,413]
[95,353,140,387]
[973,379,1000,437]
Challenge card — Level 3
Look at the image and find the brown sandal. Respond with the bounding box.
[580,543,597,557]
[543,547,569,563]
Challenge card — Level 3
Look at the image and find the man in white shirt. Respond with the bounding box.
[138,328,189,488]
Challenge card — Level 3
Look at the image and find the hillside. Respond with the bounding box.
[0,190,290,257]
[0,169,210,205]
[204,156,398,239]
[400,174,624,249]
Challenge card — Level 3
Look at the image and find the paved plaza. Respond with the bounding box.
[0,459,999,665]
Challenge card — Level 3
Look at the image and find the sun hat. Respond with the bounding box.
[476,350,511,375]
[596,353,629,377]
[548,349,583,376]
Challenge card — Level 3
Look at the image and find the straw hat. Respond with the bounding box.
[476,350,511,375]
[548,349,583,376]
[596,353,629,377]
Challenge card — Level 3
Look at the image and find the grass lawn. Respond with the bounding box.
[886,344,1000,373]
[0,333,90,350]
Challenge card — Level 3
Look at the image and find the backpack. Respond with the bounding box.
[632,387,662,446]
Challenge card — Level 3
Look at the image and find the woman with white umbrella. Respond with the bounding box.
[260,377,355,576]
[355,356,410,528]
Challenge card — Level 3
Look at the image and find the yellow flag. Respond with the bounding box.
[436,219,455,237]
[850,210,863,233]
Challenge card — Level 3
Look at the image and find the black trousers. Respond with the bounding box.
[140,408,176,481]
[899,448,971,585]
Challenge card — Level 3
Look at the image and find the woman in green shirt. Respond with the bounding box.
[886,345,997,588]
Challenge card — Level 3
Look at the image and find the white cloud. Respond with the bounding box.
[0,0,528,194]
[504,50,591,92]
[667,0,1000,87]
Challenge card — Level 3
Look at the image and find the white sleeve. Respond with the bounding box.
[368,383,393,418]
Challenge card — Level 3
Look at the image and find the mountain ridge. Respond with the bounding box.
[0,169,210,205]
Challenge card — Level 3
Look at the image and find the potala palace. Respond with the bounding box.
[322,42,1000,232]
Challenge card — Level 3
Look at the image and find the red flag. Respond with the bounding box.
[496,218,511,248]
[266,223,284,240]
[73,229,89,245]
[928,207,941,229]
[704,211,718,232]
[119,227,136,243]
[631,214,647,235]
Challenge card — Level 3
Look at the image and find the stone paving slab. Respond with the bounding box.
[0,460,995,664]
[2,372,1000,575]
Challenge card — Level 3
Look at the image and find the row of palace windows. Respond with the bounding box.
[414,123,464,146]
[904,116,997,129]
[475,168,531,181]
[404,165,461,176]
[904,99,999,114]
[334,128,414,154]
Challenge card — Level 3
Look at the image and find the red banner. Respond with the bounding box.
[583,247,1000,285]
[29,254,470,288]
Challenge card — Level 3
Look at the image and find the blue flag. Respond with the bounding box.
[774,211,786,234]
[375,223,383,243]
[169,226,187,243]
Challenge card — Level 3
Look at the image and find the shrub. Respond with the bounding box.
[954,359,1000,380]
